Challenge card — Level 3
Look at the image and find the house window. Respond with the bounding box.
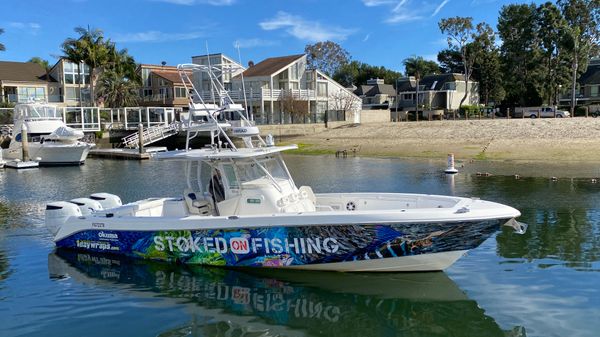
[65,87,80,101]
[175,87,187,98]
[143,89,153,97]
[17,87,46,102]
[403,93,414,101]
[317,82,327,96]
[159,87,170,98]
[142,68,152,87]
[592,85,599,97]
[63,61,89,84]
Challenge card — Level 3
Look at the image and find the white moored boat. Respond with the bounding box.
[3,102,94,165]
[44,64,525,272]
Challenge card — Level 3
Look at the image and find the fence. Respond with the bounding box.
[0,106,182,132]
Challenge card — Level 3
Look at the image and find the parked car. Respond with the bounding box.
[514,106,570,118]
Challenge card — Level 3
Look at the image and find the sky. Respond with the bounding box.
[0,0,548,74]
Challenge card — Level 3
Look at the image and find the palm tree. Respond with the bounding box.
[96,70,139,108]
[61,36,86,106]
[403,56,434,121]
[62,27,110,106]
[28,57,50,70]
[0,28,5,51]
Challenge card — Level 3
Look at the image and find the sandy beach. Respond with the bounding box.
[283,118,600,178]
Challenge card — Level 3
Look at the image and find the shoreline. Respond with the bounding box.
[279,118,600,178]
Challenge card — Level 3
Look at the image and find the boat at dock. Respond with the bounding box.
[2,102,95,165]
[44,64,525,272]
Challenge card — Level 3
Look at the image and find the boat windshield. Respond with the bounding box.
[15,104,62,119]
[236,156,289,183]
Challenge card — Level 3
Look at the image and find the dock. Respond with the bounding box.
[89,147,167,160]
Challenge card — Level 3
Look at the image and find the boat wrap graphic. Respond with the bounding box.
[56,220,502,266]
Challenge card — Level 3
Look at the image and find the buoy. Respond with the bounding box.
[514,174,520,179]
[444,153,458,174]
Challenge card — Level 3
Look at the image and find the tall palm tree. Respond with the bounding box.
[61,36,86,106]
[0,28,5,51]
[96,70,139,108]
[62,27,110,106]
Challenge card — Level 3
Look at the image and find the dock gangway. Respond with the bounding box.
[121,124,179,148]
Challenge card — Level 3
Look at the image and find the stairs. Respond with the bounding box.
[121,124,178,148]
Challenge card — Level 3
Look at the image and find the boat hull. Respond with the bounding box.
[4,142,92,165]
[55,220,504,272]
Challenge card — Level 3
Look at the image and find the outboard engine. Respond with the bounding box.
[45,202,82,236]
[89,193,122,209]
[70,198,103,216]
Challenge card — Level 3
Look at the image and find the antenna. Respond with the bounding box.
[235,42,250,122]
[205,41,216,106]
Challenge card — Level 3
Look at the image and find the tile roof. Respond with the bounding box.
[0,61,54,83]
[152,70,190,85]
[240,54,305,78]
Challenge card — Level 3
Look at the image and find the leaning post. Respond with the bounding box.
[138,123,144,154]
[21,124,30,161]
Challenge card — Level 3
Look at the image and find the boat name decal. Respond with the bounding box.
[152,235,339,255]
[76,239,120,251]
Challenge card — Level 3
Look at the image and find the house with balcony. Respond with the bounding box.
[396,73,479,112]
[0,61,58,104]
[137,64,191,108]
[46,58,92,106]
[559,58,600,106]
[192,53,361,124]
[354,78,396,109]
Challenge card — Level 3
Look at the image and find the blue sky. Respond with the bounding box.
[0,0,547,73]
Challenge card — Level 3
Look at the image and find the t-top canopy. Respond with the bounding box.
[153,144,298,161]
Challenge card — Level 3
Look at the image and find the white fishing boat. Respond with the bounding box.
[44,64,524,272]
[3,102,94,165]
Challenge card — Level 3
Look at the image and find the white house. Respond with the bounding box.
[192,54,361,124]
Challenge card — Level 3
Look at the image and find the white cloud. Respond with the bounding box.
[113,30,206,42]
[7,22,41,35]
[362,0,397,6]
[365,0,451,24]
[259,11,355,42]
[233,38,278,48]
[362,33,370,42]
[154,0,234,5]
[431,0,450,17]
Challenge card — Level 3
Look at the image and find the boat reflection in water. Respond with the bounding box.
[48,249,526,337]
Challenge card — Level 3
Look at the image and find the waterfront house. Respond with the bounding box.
[562,58,600,106]
[0,61,58,104]
[47,58,92,106]
[137,64,191,108]
[192,53,361,124]
[353,78,396,109]
[395,73,479,112]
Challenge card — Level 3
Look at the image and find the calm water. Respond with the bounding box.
[1,155,600,337]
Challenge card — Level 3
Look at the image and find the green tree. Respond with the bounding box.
[471,23,505,106]
[305,41,350,77]
[28,57,50,70]
[534,2,571,106]
[0,28,5,51]
[96,70,139,108]
[439,17,476,109]
[333,60,404,87]
[558,0,600,115]
[403,56,439,121]
[96,45,140,108]
[498,4,542,106]
[437,49,463,73]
